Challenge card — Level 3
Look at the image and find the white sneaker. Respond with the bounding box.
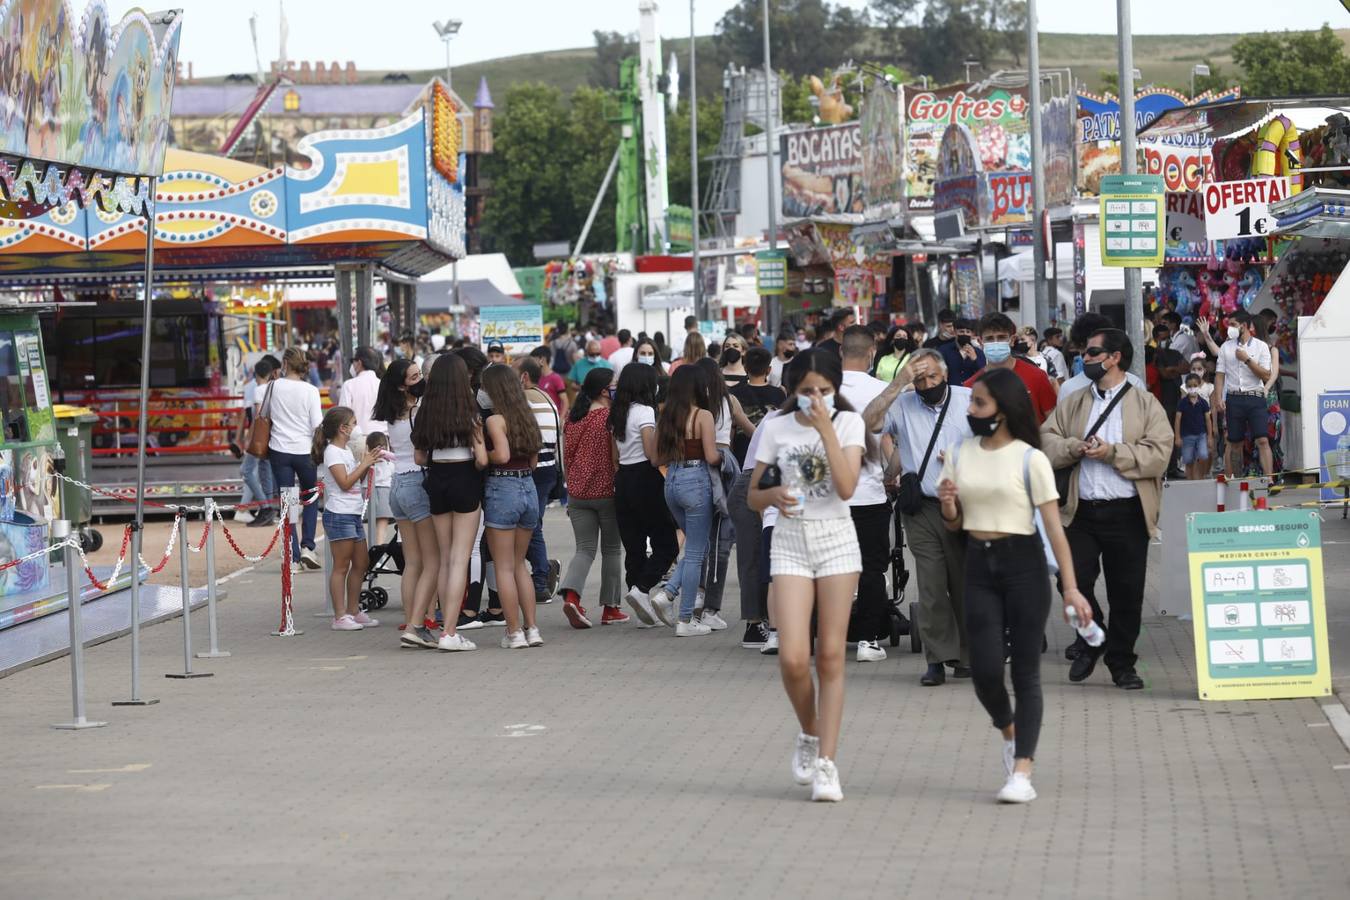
[353,611,379,628]
[500,630,529,650]
[856,640,887,662]
[997,772,1037,804]
[792,732,819,785]
[675,620,712,637]
[233,509,255,524]
[525,626,544,647]
[812,757,843,802]
[300,547,322,571]
[700,611,729,631]
[1002,740,1016,777]
[760,630,779,655]
[649,588,674,626]
[626,585,657,626]
[331,615,363,631]
[437,632,477,652]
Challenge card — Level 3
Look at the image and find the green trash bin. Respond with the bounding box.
[54,405,102,552]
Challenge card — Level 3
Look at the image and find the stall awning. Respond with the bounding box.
[416,278,533,311]
[1137,96,1350,142]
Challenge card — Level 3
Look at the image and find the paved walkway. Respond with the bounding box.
[2,508,1349,899]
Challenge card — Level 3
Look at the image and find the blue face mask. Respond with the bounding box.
[984,341,1011,364]
[797,393,835,415]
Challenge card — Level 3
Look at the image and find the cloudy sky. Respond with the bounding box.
[159,0,1348,76]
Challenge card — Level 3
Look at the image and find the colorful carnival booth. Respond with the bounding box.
[1138,95,1350,482]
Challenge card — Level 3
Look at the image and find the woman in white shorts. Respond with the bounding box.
[748,349,865,804]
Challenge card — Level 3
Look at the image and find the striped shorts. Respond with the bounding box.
[770,516,861,580]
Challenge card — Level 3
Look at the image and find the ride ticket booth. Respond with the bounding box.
[0,309,63,628]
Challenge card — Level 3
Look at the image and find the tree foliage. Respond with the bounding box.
[1231,24,1350,96]
[591,30,638,91]
[716,0,871,73]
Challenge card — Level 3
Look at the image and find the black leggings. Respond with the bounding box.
[614,463,679,593]
[963,533,1051,760]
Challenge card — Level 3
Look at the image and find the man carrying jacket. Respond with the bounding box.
[1041,328,1172,691]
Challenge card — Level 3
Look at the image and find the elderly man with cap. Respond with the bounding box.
[568,338,614,387]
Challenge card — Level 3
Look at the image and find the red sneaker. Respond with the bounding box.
[563,599,592,629]
[601,606,631,625]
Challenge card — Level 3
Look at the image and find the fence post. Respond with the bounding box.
[52,520,107,730]
[167,510,212,679]
[196,498,230,659]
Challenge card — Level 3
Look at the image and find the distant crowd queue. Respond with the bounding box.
[235,301,1276,805]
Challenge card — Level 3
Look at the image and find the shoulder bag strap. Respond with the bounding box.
[260,380,276,417]
[915,390,952,481]
[1084,382,1131,441]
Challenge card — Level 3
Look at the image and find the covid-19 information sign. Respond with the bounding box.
[1187,510,1331,701]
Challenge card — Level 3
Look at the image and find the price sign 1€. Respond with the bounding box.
[1202,177,1289,241]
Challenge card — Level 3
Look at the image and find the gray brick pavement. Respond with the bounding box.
[1,507,1348,899]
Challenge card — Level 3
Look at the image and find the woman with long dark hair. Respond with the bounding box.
[372,358,439,647]
[937,366,1092,804]
[693,357,753,629]
[748,349,866,802]
[411,352,485,652]
[649,365,720,635]
[611,362,679,625]
[558,367,627,628]
[480,364,545,649]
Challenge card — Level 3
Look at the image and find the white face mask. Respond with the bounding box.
[1227,326,1240,341]
[349,363,357,378]
[797,393,835,414]
[587,354,601,362]
[637,354,656,366]
[477,389,493,409]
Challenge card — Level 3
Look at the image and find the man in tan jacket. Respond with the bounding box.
[1042,328,1172,690]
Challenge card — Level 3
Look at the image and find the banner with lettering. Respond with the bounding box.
[780,123,863,222]
[902,84,1030,211]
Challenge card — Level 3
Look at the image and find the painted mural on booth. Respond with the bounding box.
[902,84,1030,210]
[0,0,183,176]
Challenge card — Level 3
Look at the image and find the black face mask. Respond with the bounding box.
[917,382,947,406]
[407,379,427,398]
[1083,361,1107,383]
[1012,339,1030,356]
[894,338,914,354]
[782,348,796,359]
[967,413,1000,438]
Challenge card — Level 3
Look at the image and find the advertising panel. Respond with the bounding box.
[861,81,904,222]
[1040,94,1075,208]
[1317,392,1350,503]
[902,84,1030,210]
[1076,88,1240,195]
[0,1,184,176]
[815,223,890,306]
[1100,174,1165,267]
[479,305,544,356]
[780,123,863,222]
[1187,509,1331,701]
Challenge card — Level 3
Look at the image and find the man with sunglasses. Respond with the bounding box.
[1041,329,1173,690]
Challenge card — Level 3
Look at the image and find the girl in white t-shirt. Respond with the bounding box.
[312,406,381,632]
[748,349,865,803]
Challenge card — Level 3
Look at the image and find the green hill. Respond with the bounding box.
[372,28,1350,99]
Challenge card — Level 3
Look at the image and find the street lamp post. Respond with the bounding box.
[1117,0,1145,379]
[434,18,463,312]
[762,0,779,338]
[690,1,703,321]
[1191,63,1210,97]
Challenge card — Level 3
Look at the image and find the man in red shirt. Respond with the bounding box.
[963,312,1058,423]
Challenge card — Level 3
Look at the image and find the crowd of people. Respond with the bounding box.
[233,301,1279,805]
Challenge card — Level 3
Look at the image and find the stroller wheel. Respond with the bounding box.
[359,589,375,612]
[370,587,390,609]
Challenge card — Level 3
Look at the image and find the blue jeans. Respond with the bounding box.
[527,465,558,593]
[269,451,318,559]
[240,452,274,510]
[663,462,713,619]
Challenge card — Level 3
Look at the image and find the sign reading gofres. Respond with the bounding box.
[780,123,863,222]
[902,84,1030,210]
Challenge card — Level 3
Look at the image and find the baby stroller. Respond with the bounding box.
[846,501,912,648]
[359,526,403,611]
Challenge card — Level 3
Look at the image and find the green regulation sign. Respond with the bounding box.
[1099,173,1165,267]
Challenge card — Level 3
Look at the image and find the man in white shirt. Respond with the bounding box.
[839,326,893,662]
[1213,310,1274,476]
[864,348,974,686]
[671,315,699,361]
[1042,327,1069,385]
[608,328,636,376]
[336,346,383,452]
[767,332,796,387]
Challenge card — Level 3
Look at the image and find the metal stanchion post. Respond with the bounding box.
[197,499,230,659]
[112,523,158,706]
[52,520,107,730]
[167,511,212,679]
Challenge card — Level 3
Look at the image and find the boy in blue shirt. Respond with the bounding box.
[1175,373,1214,480]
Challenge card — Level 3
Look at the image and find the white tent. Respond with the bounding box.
[420,253,523,297]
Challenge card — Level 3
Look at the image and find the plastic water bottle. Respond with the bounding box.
[785,487,805,516]
[1066,605,1106,647]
